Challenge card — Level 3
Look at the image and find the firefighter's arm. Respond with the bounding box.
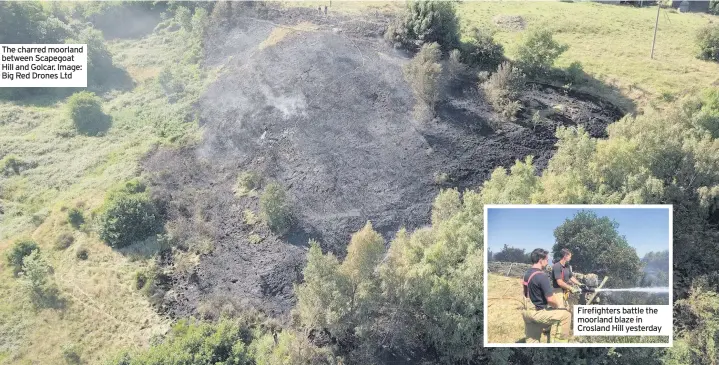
[571,276,582,286]
[556,279,573,291]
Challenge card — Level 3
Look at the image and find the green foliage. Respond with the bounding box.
[69,28,119,88]
[235,171,262,196]
[482,61,526,121]
[98,183,162,248]
[67,208,85,229]
[295,222,385,345]
[459,27,505,69]
[296,191,485,363]
[106,318,253,365]
[552,210,642,287]
[403,42,443,121]
[494,244,528,263]
[6,239,39,276]
[385,0,460,52]
[259,183,293,235]
[250,330,340,365]
[670,275,719,365]
[516,29,568,77]
[696,23,719,62]
[711,0,719,15]
[66,91,111,136]
[175,6,193,32]
[0,2,69,44]
[19,250,62,309]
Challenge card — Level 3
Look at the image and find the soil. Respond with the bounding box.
[142,6,624,320]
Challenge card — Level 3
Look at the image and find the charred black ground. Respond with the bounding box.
[142,7,623,319]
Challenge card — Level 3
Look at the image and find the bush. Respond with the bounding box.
[482,61,526,121]
[0,154,24,176]
[564,61,585,84]
[696,24,719,62]
[61,343,81,365]
[711,0,719,15]
[75,246,89,260]
[235,171,262,196]
[98,189,162,248]
[516,29,568,77]
[459,27,505,69]
[66,91,111,136]
[67,208,84,229]
[403,42,443,122]
[384,0,460,52]
[55,233,75,250]
[6,239,39,276]
[260,183,293,235]
[174,6,192,31]
[19,250,61,308]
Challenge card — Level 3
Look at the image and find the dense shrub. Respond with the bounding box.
[260,183,293,235]
[107,318,253,365]
[98,188,162,248]
[384,0,460,52]
[75,246,89,260]
[6,239,39,276]
[66,91,111,136]
[459,27,505,69]
[67,208,85,229]
[482,61,526,121]
[403,42,443,121]
[696,23,719,62]
[61,343,82,365]
[711,0,719,15]
[516,29,568,77]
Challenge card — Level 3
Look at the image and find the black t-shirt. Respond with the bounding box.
[524,268,553,309]
[552,262,573,288]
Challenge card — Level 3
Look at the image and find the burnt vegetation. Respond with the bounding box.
[3,1,719,365]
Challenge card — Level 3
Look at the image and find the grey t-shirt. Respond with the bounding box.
[552,262,573,288]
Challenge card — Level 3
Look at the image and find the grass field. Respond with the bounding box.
[0,24,209,364]
[288,0,719,111]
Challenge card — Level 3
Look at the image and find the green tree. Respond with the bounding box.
[5,239,39,276]
[98,189,162,248]
[66,91,111,136]
[259,182,293,235]
[493,244,528,263]
[516,29,568,77]
[552,210,642,287]
[403,42,443,121]
[0,2,69,44]
[385,0,460,52]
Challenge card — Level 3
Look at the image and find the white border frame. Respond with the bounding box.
[483,204,673,348]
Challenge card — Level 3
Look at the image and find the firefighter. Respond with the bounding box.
[522,248,572,343]
[551,248,583,309]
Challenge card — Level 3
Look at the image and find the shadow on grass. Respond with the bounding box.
[543,67,637,116]
[0,65,135,108]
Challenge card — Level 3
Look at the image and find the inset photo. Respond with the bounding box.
[484,205,672,347]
